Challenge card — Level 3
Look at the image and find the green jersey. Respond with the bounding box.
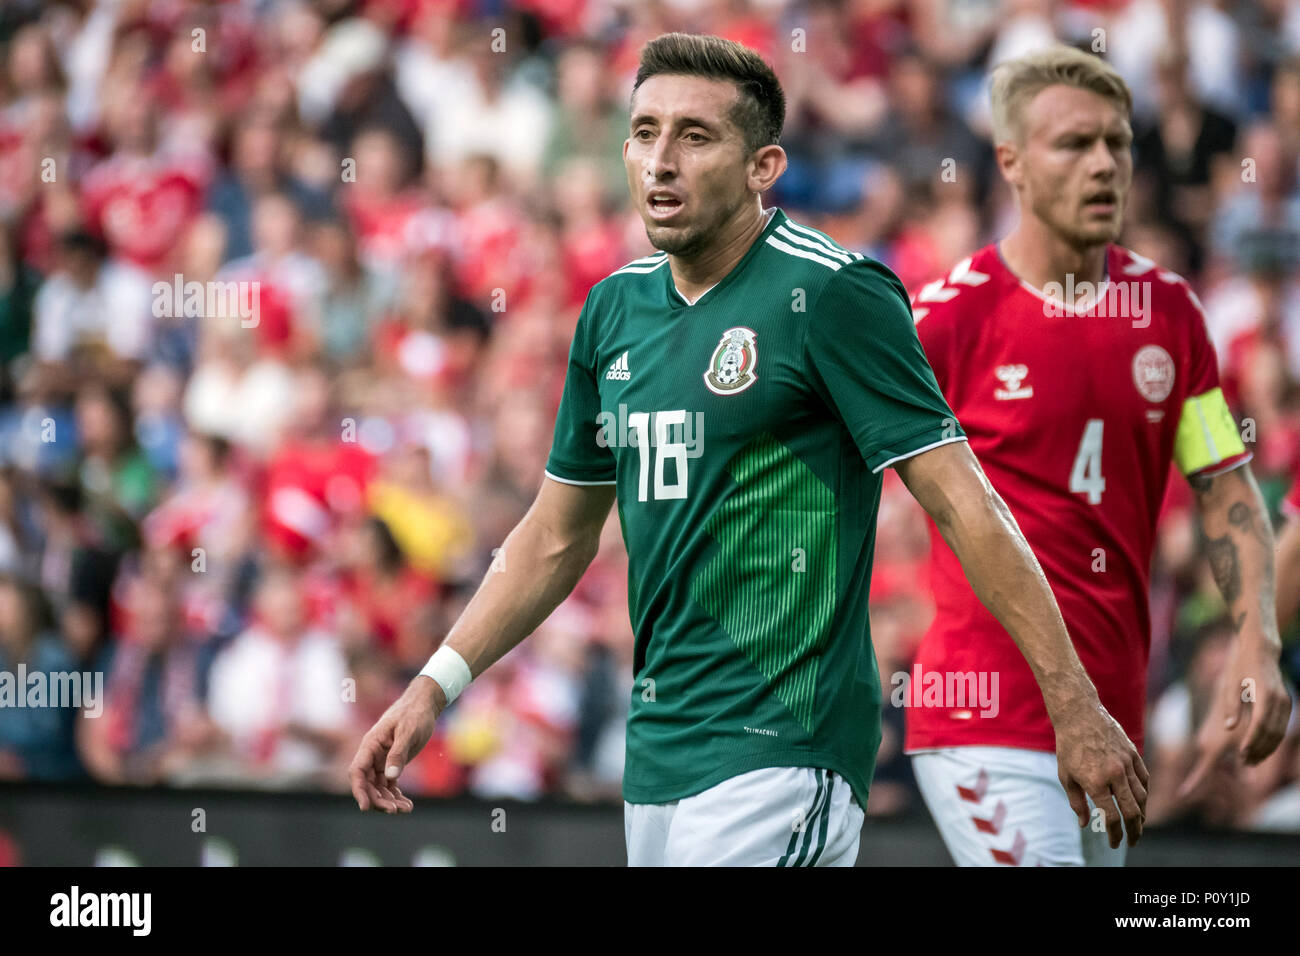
[545,207,964,808]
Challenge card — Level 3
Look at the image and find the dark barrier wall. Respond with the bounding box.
[1,783,1297,866]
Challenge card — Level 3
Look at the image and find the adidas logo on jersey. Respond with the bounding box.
[606,351,631,381]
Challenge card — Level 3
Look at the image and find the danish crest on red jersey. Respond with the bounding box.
[704,327,758,395]
[1132,345,1175,403]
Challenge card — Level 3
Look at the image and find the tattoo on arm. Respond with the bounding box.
[1205,533,1242,606]
[1228,500,1272,550]
[1188,470,1214,494]
[1195,468,1277,633]
[1227,495,1277,599]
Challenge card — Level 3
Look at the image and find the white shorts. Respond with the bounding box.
[625,766,864,866]
[911,746,1128,867]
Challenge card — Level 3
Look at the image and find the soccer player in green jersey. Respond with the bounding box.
[349,32,1148,865]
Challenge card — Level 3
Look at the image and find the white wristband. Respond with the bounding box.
[419,645,473,705]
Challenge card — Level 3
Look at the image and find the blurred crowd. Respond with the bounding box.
[0,0,1296,831]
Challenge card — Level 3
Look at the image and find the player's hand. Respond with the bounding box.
[1053,695,1149,849]
[1179,642,1292,799]
[348,677,446,813]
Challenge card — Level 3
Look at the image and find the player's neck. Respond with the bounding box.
[667,204,771,302]
[999,221,1108,303]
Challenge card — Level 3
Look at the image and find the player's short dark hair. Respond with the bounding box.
[632,33,785,157]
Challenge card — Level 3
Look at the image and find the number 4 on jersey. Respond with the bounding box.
[1069,418,1105,504]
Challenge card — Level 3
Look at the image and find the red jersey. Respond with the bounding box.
[904,243,1251,754]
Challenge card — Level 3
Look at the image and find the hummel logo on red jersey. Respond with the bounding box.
[994,364,1033,400]
[606,351,631,381]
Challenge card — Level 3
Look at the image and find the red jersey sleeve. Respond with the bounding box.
[910,274,964,395]
[1170,279,1252,478]
[1182,282,1221,396]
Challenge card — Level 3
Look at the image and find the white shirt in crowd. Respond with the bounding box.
[206,625,349,777]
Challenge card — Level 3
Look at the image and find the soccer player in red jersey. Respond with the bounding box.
[906,46,1293,866]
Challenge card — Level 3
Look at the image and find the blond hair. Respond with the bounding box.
[989,45,1132,145]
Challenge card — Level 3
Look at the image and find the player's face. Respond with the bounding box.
[624,74,754,257]
[1009,84,1133,248]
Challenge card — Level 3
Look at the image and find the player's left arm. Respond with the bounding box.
[895,440,1149,848]
[1168,283,1294,792]
[809,258,1146,846]
[1182,459,1293,792]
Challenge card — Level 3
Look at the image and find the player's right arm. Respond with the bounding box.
[351,288,618,812]
[348,476,615,812]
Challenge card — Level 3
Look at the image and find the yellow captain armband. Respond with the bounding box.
[1173,386,1249,476]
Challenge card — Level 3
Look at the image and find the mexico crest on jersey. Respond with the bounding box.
[1132,344,1175,403]
[704,327,758,396]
